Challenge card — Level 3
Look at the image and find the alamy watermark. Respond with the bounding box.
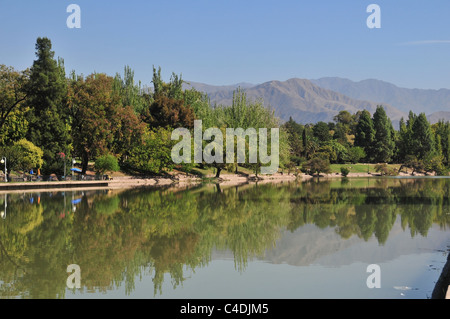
[65,4,380,30]
[366,264,381,289]
[367,4,381,29]
[171,120,280,175]
[66,4,81,29]
[66,264,81,289]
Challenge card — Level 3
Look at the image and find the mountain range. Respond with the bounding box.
[184,77,450,126]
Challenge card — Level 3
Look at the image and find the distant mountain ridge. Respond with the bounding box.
[185,78,406,125]
[311,77,450,123]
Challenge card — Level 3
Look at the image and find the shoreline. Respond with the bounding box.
[0,171,446,193]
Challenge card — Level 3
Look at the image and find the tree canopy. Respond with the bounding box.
[0,37,449,178]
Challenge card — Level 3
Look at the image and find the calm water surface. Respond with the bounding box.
[0,177,449,299]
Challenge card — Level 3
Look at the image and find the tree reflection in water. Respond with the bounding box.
[0,178,448,298]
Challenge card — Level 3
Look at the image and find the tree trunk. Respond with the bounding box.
[215,167,222,178]
[82,151,89,174]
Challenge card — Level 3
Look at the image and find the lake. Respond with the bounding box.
[0,177,449,299]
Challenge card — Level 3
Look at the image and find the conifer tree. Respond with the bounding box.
[26,37,70,174]
[411,113,434,160]
[432,120,450,166]
[354,110,375,161]
[372,106,395,163]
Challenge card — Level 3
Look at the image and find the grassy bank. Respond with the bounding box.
[329,163,402,174]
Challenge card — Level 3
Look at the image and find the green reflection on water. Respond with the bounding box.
[0,178,449,298]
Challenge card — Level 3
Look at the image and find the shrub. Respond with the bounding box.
[374,163,397,176]
[94,154,119,175]
[346,147,366,164]
[340,167,350,177]
[424,155,447,176]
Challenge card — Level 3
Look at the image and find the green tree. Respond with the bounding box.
[113,65,146,114]
[372,106,395,163]
[318,140,348,164]
[94,154,120,175]
[333,123,349,146]
[302,156,331,176]
[0,65,30,145]
[26,37,70,174]
[216,89,288,177]
[333,110,354,133]
[432,120,450,167]
[411,113,434,160]
[109,103,146,163]
[347,147,366,164]
[312,121,332,143]
[398,111,417,163]
[127,127,175,174]
[0,105,29,147]
[401,155,424,175]
[184,88,214,127]
[282,117,304,165]
[151,66,184,100]
[143,95,195,129]
[354,110,375,161]
[340,167,350,177]
[316,145,337,163]
[69,72,146,171]
[6,139,43,173]
[141,67,195,129]
[67,73,119,173]
[374,163,397,176]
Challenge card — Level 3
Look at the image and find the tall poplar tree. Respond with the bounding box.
[113,65,146,114]
[26,37,70,174]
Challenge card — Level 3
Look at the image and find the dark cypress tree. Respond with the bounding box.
[26,37,70,175]
[354,110,375,162]
[302,128,307,158]
[397,117,408,162]
[372,106,395,163]
[397,111,421,163]
[411,113,434,160]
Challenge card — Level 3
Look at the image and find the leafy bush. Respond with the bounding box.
[424,155,448,176]
[346,147,366,164]
[374,163,398,176]
[94,154,119,175]
[340,167,350,177]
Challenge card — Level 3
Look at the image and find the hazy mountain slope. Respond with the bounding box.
[427,111,450,123]
[183,81,255,94]
[311,77,450,118]
[186,78,405,125]
[261,222,449,267]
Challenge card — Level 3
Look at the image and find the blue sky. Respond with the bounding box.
[1,0,450,89]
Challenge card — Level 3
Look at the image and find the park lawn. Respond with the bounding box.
[329,163,401,174]
[187,165,255,177]
[189,164,403,177]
